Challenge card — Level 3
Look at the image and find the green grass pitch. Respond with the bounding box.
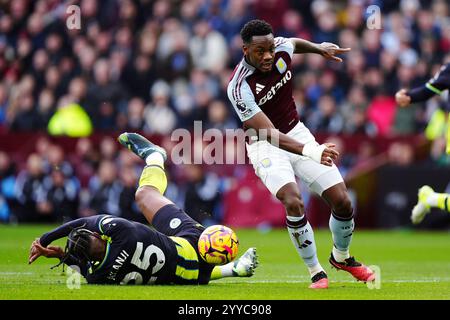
[0,224,449,300]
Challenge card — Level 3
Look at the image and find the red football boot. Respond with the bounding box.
[309,271,329,289]
[329,255,375,282]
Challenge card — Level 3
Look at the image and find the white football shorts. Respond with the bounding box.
[246,121,344,196]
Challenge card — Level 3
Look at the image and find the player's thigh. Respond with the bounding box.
[292,158,344,196]
[286,122,344,195]
[247,141,296,196]
[152,204,204,243]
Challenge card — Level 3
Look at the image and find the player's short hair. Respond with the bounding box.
[240,19,273,44]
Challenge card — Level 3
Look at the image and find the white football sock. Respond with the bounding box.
[308,263,325,277]
[145,152,165,167]
[332,246,350,263]
[219,262,234,277]
[426,192,438,207]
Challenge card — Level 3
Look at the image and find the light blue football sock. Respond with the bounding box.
[329,213,354,262]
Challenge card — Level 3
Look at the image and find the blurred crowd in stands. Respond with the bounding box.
[1,0,450,224]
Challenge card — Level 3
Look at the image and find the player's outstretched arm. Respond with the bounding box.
[396,86,437,107]
[290,38,351,62]
[244,112,338,166]
[396,64,450,107]
[37,216,100,248]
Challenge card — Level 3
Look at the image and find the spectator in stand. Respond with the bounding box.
[121,53,157,102]
[323,136,354,179]
[67,77,90,111]
[87,160,122,217]
[221,0,254,43]
[42,144,74,178]
[99,136,119,162]
[10,92,37,131]
[118,97,146,132]
[35,89,55,130]
[162,27,193,81]
[387,142,415,167]
[86,59,128,129]
[252,0,289,33]
[69,137,99,189]
[307,95,344,134]
[182,164,222,225]
[278,9,309,39]
[36,166,80,222]
[0,152,17,222]
[118,165,146,224]
[351,141,377,173]
[15,153,45,222]
[427,136,450,167]
[205,99,238,131]
[144,80,177,135]
[189,19,228,74]
[44,65,65,101]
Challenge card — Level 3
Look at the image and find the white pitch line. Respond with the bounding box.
[221,279,450,284]
[1,273,449,285]
[0,272,34,275]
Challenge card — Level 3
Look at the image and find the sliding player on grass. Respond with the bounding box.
[408,185,450,224]
[227,19,374,289]
[29,133,258,285]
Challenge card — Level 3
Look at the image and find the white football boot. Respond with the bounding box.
[232,248,259,277]
[411,185,434,224]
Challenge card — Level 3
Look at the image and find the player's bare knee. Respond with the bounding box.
[135,186,155,207]
[332,195,353,218]
[135,187,146,204]
[278,192,304,216]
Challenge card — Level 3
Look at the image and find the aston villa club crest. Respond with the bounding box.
[276,57,287,74]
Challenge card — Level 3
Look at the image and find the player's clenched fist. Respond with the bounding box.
[395,89,411,107]
[302,142,339,166]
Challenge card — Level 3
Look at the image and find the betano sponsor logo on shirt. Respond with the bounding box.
[258,70,292,106]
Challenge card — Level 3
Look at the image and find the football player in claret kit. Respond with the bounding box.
[29,133,258,285]
[227,19,375,288]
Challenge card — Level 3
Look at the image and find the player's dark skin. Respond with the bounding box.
[242,34,353,219]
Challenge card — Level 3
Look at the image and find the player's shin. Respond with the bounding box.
[286,216,324,277]
[329,212,354,262]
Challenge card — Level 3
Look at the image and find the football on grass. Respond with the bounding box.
[198,225,239,265]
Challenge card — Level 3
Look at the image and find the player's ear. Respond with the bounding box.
[242,43,249,55]
[92,232,103,240]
